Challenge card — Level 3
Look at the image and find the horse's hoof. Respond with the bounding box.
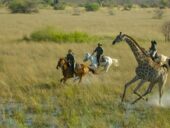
[131,100,137,104]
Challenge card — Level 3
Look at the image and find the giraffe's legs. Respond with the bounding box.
[133,79,147,101]
[158,82,163,105]
[158,75,167,105]
[132,81,156,104]
[121,76,140,102]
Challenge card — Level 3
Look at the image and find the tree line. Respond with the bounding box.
[0,0,170,8]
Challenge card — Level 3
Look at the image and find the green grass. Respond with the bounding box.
[0,7,170,128]
[29,26,100,43]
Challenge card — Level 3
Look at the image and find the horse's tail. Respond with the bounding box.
[112,58,119,67]
[88,67,97,74]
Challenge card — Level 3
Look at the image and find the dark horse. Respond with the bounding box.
[56,58,96,84]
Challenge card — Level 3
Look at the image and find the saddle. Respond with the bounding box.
[75,63,82,69]
[145,50,161,64]
[100,55,106,63]
[75,63,84,73]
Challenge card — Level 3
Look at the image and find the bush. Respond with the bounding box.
[53,3,66,10]
[108,8,115,15]
[139,3,148,8]
[29,27,100,43]
[85,3,100,11]
[152,8,164,19]
[72,7,81,16]
[8,0,38,13]
[123,4,132,11]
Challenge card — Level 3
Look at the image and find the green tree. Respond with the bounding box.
[162,21,170,42]
[54,0,59,4]
[8,0,38,13]
[0,0,12,5]
[160,0,170,7]
[85,2,100,11]
[96,0,104,7]
[160,0,168,7]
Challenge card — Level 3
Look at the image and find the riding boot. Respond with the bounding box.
[73,69,76,78]
[97,59,100,67]
[73,73,75,78]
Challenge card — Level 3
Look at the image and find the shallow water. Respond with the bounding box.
[148,91,170,108]
[0,97,60,127]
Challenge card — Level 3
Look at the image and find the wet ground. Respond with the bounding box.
[0,97,60,128]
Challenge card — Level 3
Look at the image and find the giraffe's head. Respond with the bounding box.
[112,32,124,45]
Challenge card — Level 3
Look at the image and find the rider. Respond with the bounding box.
[66,49,75,73]
[92,43,104,66]
[148,40,158,61]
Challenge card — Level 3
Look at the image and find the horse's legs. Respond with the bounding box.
[63,78,67,84]
[104,63,110,72]
[73,76,80,82]
[78,75,82,83]
[60,77,68,84]
[122,76,140,102]
[60,78,64,83]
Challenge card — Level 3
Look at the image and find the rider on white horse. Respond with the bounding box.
[83,52,119,72]
[91,43,104,66]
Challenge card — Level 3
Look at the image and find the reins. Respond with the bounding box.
[124,34,148,56]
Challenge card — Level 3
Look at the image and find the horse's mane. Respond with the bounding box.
[59,57,67,62]
[58,57,69,65]
[124,34,148,56]
[59,57,66,60]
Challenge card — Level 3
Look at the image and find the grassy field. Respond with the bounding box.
[0,7,170,128]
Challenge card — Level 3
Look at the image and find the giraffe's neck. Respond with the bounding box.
[123,35,147,64]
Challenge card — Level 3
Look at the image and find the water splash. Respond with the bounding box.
[148,90,170,108]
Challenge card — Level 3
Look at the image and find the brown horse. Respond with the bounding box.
[56,58,96,84]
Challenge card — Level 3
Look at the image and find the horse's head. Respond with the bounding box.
[162,58,170,71]
[56,58,67,69]
[112,32,125,45]
[154,54,169,66]
[83,53,91,62]
[167,58,170,67]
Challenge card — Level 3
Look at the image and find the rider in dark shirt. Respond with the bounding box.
[92,43,103,66]
[66,49,75,73]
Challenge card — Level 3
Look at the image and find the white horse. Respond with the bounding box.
[83,53,119,72]
[155,54,169,65]
[146,51,169,65]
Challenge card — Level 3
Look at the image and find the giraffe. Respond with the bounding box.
[112,32,170,104]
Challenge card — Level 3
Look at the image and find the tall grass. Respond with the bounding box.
[29,27,100,43]
[0,41,169,127]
